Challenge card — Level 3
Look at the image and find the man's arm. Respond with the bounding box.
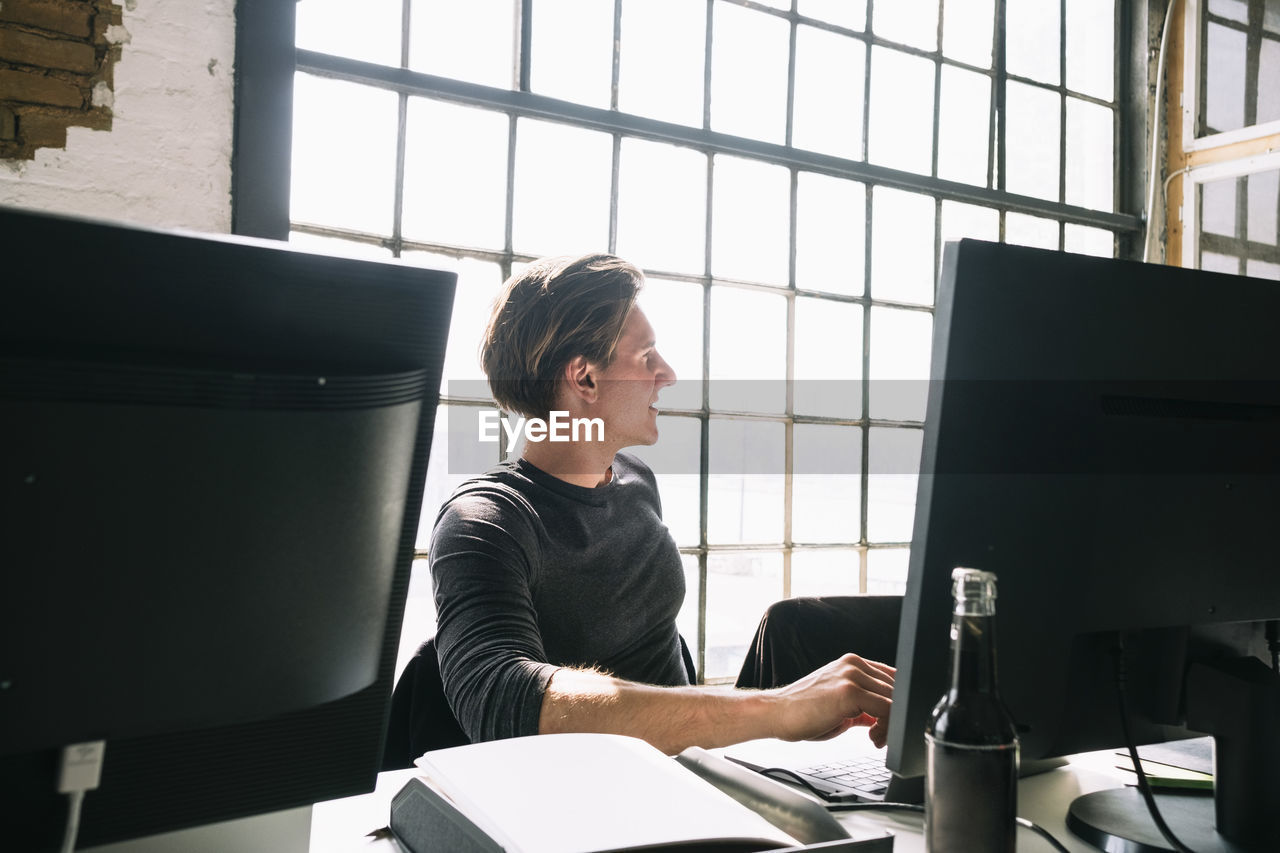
[538,653,895,755]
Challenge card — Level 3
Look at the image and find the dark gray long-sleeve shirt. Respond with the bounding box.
[429,452,688,743]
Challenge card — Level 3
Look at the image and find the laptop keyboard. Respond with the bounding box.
[790,754,893,800]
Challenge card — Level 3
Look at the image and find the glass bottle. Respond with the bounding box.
[924,567,1019,853]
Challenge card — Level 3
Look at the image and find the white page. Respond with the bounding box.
[415,733,801,853]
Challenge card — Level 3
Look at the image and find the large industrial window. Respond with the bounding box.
[290,0,1141,681]
[1167,0,1280,277]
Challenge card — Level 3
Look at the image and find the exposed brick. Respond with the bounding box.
[0,28,99,74]
[0,68,84,108]
[0,0,93,39]
[18,111,67,147]
[0,106,15,140]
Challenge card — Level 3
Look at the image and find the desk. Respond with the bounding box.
[309,749,1131,853]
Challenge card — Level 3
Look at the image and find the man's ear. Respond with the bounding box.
[562,355,599,405]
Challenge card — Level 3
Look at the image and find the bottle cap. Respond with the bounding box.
[951,567,997,614]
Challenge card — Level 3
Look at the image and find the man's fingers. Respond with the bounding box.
[864,659,896,683]
[868,717,889,748]
[848,713,889,748]
[837,653,896,685]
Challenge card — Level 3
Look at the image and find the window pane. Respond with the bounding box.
[708,420,785,544]
[629,416,702,547]
[512,119,612,257]
[1006,0,1060,85]
[943,0,995,69]
[869,307,932,422]
[402,99,508,250]
[401,253,504,387]
[793,25,865,160]
[1006,81,1062,201]
[710,287,786,413]
[711,156,790,285]
[938,65,991,186]
[706,551,782,679]
[793,425,861,544]
[292,74,397,236]
[617,139,707,275]
[1261,38,1280,125]
[1066,0,1114,101]
[940,200,999,244]
[796,173,865,297]
[408,0,514,88]
[1066,98,1114,212]
[1200,250,1240,274]
[874,341,933,424]
[1200,176,1237,237]
[711,2,789,144]
[871,187,935,305]
[1247,170,1279,245]
[1247,259,1280,280]
[1064,224,1115,257]
[795,297,863,419]
[421,404,503,549]
[1204,22,1247,133]
[637,277,705,412]
[1208,0,1249,23]
[869,47,936,176]
[867,427,922,543]
[1006,212,1060,249]
[619,0,705,127]
[297,0,400,67]
[872,0,939,52]
[798,0,867,31]
[530,0,613,109]
[397,559,438,678]
[867,548,910,595]
[676,554,701,672]
[791,550,861,597]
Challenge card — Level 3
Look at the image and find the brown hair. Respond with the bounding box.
[480,253,643,418]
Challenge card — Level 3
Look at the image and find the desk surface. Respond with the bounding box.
[309,746,1131,853]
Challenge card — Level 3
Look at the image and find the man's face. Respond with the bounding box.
[591,306,676,449]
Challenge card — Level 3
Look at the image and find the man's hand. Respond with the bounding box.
[769,654,896,748]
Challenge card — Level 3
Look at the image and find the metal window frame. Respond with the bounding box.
[270,0,1145,682]
[1180,149,1280,269]
[1183,0,1280,151]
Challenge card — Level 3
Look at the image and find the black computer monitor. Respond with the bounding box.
[0,207,455,850]
[886,239,1280,849]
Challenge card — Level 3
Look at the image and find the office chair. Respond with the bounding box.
[735,596,903,690]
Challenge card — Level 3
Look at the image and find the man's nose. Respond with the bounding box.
[656,352,676,387]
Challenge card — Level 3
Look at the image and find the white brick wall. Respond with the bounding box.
[0,0,237,233]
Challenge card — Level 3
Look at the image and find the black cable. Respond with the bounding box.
[1113,634,1197,853]
[758,767,839,799]
[761,768,1072,852]
[825,801,925,815]
[1014,817,1073,853]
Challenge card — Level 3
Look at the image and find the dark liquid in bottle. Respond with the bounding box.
[925,738,1017,853]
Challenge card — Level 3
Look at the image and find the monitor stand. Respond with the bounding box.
[1068,656,1279,852]
[1067,788,1238,852]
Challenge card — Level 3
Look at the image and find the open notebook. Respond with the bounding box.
[390,733,893,853]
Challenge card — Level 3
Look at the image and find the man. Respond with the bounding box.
[430,253,894,755]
